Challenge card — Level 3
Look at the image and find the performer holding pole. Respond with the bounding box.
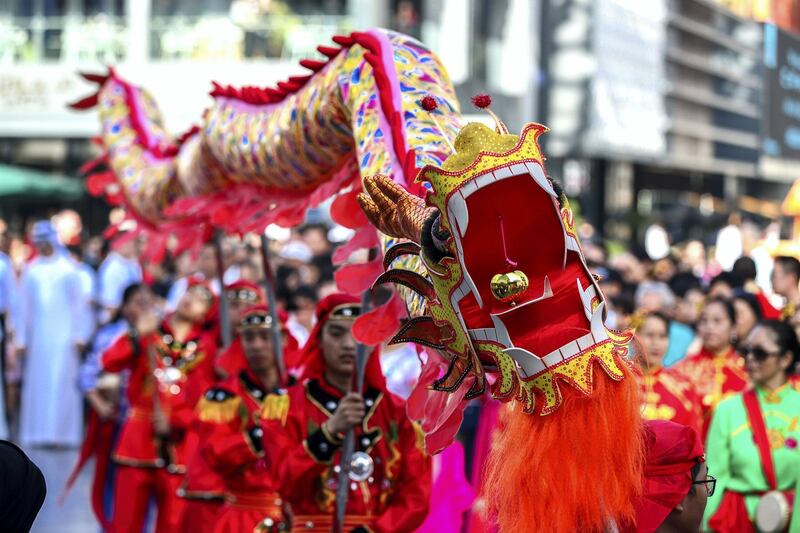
[179,279,267,533]
[199,304,292,533]
[100,280,217,532]
[334,286,373,533]
[262,294,431,533]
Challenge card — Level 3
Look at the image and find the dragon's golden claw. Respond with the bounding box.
[357,175,434,243]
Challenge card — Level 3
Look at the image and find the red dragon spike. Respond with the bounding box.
[316,45,341,58]
[331,34,354,46]
[299,59,326,72]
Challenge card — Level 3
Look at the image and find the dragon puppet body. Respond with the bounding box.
[78,28,643,533]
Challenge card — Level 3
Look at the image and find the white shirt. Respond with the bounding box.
[98,251,142,311]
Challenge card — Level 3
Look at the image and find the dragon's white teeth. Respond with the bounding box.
[566,235,580,252]
[468,328,499,343]
[461,178,479,197]
[543,275,553,298]
[448,222,484,309]
[505,347,546,378]
[493,275,554,317]
[560,340,579,359]
[577,332,595,351]
[577,279,597,320]
[493,166,513,180]
[491,315,513,347]
[525,161,557,197]
[447,195,469,238]
[475,172,495,190]
[591,301,608,342]
[509,162,528,176]
[542,349,562,366]
[485,304,609,379]
[459,161,550,201]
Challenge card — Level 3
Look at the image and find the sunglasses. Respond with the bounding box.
[692,475,716,497]
[739,346,782,362]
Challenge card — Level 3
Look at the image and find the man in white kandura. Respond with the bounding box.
[17,221,92,447]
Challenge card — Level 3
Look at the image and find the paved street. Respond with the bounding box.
[26,446,98,533]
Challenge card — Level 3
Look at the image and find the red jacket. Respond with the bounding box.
[673,346,749,439]
[198,369,286,530]
[101,321,217,470]
[638,366,703,436]
[215,337,245,380]
[263,379,431,533]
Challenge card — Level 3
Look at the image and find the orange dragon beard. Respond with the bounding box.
[485,364,644,533]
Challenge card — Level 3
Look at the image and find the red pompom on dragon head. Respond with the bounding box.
[358,94,643,533]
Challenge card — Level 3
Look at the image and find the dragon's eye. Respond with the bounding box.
[420,210,452,263]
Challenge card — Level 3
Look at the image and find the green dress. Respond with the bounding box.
[703,384,800,531]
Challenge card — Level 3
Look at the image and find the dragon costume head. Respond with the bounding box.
[358,111,643,533]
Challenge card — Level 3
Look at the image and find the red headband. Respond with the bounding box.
[239,304,289,333]
[297,293,385,391]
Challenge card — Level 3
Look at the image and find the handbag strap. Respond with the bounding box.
[743,389,778,491]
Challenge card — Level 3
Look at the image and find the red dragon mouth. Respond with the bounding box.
[444,160,607,378]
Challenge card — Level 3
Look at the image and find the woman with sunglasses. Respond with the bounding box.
[703,320,800,532]
[674,297,749,438]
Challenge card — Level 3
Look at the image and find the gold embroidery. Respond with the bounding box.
[197,395,242,424]
[261,394,290,426]
[642,403,677,421]
[768,429,785,450]
[316,469,336,512]
[763,383,790,404]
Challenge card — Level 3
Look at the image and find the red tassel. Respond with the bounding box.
[209,81,225,97]
[79,71,109,85]
[175,125,199,145]
[289,75,311,85]
[332,34,354,46]
[317,45,341,58]
[300,59,326,72]
[419,95,438,112]
[471,93,492,109]
[79,155,108,175]
[276,81,298,93]
[86,171,116,197]
[68,93,99,110]
[264,88,282,101]
[363,52,378,67]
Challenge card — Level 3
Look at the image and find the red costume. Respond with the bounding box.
[263,294,431,533]
[215,280,265,379]
[200,370,286,533]
[180,280,266,532]
[638,366,703,436]
[101,282,217,533]
[673,346,749,438]
[197,304,290,533]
